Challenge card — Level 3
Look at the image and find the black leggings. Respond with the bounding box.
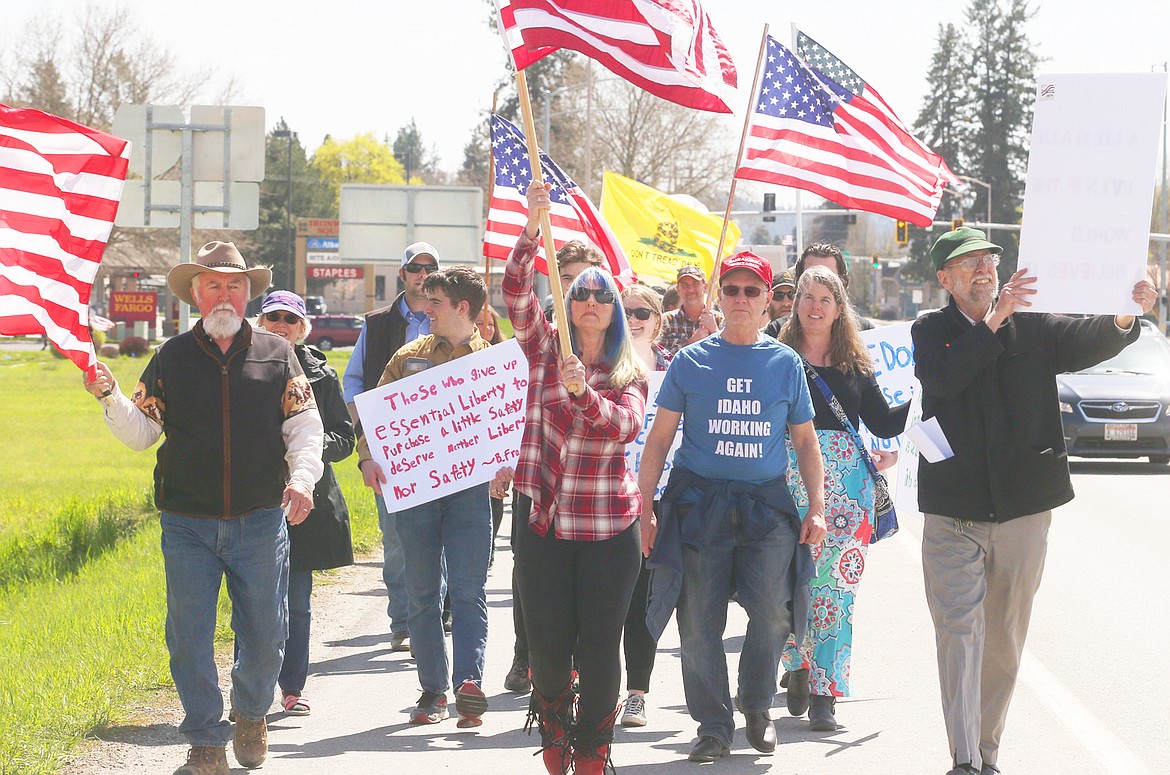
[515,519,641,726]
[622,557,657,692]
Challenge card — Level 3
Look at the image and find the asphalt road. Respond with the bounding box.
[64,459,1169,774]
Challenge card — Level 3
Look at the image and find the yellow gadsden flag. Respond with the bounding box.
[600,171,741,285]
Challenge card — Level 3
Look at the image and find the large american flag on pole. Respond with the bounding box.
[0,104,130,376]
[735,35,948,227]
[499,0,738,114]
[483,114,635,287]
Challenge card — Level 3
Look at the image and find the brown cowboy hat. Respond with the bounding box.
[166,241,272,306]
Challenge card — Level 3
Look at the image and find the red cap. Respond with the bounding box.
[719,251,772,287]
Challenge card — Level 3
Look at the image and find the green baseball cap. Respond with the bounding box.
[930,227,1002,271]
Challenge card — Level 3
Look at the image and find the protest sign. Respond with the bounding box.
[625,371,683,500]
[353,339,528,511]
[858,321,917,453]
[1018,73,1166,315]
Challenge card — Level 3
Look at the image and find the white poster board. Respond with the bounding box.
[858,321,918,455]
[353,339,528,510]
[624,371,683,499]
[1018,73,1166,315]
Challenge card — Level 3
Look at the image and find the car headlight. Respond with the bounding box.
[1059,402,1073,414]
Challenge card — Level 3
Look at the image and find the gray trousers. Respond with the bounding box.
[921,511,1051,770]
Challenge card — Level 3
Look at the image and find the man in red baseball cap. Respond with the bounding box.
[637,248,828,764]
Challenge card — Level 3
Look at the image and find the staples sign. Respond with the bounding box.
[307,266,363,280]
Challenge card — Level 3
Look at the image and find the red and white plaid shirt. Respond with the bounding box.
[503,232,647,541]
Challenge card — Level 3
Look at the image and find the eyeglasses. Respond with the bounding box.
[263,311,302,324]
[946,254,1000,272]
[721,284,764,298]
[569,287,616,304]
[773,290,795,301]
[403,263,439,274]
[624,307,654,321]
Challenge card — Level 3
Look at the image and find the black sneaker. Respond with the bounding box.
[410,691,448,724]
[503,653,531,693]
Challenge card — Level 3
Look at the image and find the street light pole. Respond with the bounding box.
[1156,62,1168,333]
[273,128,294,290]
[955,175,992,240]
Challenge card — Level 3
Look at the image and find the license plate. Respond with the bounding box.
[1105,424,1138,441]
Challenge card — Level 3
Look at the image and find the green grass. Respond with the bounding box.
[0,522,171,775]
[0,350,155,533]
[0,348,381,772]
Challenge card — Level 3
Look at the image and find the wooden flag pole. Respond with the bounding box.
[484,92,499,303]
[515,68,580,392]
[705,23,771,310]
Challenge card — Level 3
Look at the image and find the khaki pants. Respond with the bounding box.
[922,511,1051,770]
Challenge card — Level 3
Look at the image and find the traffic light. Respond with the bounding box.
[895,220,909,245]
[871,255,880,269]
[951,217,965,231]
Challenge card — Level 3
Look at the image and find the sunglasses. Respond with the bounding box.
[569,287,616,304]
[624,307,655,321]
[773,290,795,301]
[263,311,302,324]
[946,254,1000,272]
[721,284,764,298]
[403,263,439,274]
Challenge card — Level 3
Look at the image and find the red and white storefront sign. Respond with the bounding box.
[306,266,363,280]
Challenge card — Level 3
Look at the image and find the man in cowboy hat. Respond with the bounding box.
[84,241,325,775]
[912,227,1156,775]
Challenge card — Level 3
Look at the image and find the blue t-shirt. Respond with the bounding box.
[656,336,814,483]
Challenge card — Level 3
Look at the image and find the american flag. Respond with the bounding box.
[797,31,960,188]
[499,0,737,114]
[496,0,558,70]
[483,114,635,287]
[735,35,948,227]
[0,104,129,376]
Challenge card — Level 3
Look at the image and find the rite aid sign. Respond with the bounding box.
[307,266,363,280]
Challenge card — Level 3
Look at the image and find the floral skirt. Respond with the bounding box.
[781,429,875,697]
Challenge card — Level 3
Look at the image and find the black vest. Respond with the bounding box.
[147,323,297,518]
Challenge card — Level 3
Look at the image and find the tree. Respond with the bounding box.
[965,0,1038,267]
[457,116,493,216]
[250,120,335,290]
[589,79,736,206]
[906,22,977,280]
[392,119,439,184]
[311,133,408,210]
[1,6,212,130]
[905,3,1038,280]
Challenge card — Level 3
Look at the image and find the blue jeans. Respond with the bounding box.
[375,493,410,636]
[393,483,491,693]
[279,570,313,696]
[677,506,798,746]
[161,508,289,748]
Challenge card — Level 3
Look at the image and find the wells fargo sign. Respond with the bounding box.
[108,291,157,322]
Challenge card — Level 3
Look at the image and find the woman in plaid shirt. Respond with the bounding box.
[504,180,648,775]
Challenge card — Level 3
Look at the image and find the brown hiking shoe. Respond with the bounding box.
[233,715,268,768]
[172,746,229,775]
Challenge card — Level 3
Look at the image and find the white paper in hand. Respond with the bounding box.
[905,417,954,464]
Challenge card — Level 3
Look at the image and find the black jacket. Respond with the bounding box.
[912,300,1138,522]
[361,292,411,393]
[290,344,355,571]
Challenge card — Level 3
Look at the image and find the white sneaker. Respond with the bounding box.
[621,694,647,727]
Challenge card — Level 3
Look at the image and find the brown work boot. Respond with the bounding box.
[172,746,229,775]
[233,715,268,768]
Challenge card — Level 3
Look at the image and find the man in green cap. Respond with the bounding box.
[911,227,1157,775]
